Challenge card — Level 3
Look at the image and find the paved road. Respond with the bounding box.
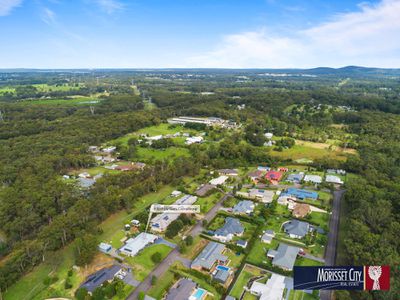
[320,189,345,300]
[302,253,325,264]
[126,192,232,300]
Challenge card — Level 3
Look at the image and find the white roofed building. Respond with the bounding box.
[209,175,228,186]
[119,233,158,257]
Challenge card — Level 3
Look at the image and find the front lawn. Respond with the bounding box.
[196,192,221,214]
[229,265,263,299]
[147,269,176,299]
[125,244,172,281]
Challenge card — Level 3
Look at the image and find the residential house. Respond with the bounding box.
[249,273,286,300]
[267,243,299,271]
[209,175,229,186]
[119,232,158,257]
[171,190,182,197]
[282,188,318,200]
[98,242,112,253]
[191,242,228,271]
[236,240,248,248]
[286,172,304,183]
[265,170,283,183]
[214,268,231,284]
[88,146,99,153]
[195,184,215,197]
[115,164,136,171]
[277,195,296,208]
[283,220,310,239]
[264,132,273,139]
[325,175,344,185]
[80,265,122,294]
[232,200,255,215]
[79,172,91,178]
[213,217,244,243]
[237,189,274,203]
[327,169,346,175]
[292,203,311,218]
[185,136,204,145]
[102,146,117,154]
[248,170,264,183]
[304,174,323,184]
[150,195,198,232]
[165,279,197,300]
[146,135,163,141]
[261,230,275,244]
[257,166,270,171]
[218,169,239,176]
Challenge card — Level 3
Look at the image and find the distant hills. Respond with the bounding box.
[1,66,400,77]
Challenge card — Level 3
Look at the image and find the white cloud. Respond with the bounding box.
[0,0,23,16]
[41,7,56,25]
[95,0,124,14]
[186,0,400,68]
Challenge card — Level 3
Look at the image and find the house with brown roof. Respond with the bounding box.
[292,203,311,218]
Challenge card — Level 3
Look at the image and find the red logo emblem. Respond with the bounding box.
[365,266,390,290]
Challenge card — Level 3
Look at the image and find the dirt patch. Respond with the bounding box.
[78,253,115,279]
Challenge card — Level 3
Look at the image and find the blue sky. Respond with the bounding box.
[0,0,399,68]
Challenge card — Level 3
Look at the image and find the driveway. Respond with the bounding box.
[154,238,177,249]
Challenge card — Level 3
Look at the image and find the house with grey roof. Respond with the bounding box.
[195,184,215,197]
[261,230,275,244]
[80,265,122,293]
[213,217,244,243]
[233,200,255,215]
[165,278,197,300]
[218,169,239,176]
[214,268,231,284]
[191,241,228,271]
[304,174,322,184]
[267,243,299,271]
[283,220,310,239]
[286,172,304,183]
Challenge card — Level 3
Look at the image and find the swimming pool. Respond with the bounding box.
[216,265,230,272]
[191,288,206,300]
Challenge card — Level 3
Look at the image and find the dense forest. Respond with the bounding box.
[0,70,399,299]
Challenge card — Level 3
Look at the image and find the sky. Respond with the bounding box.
[0,0,399,68]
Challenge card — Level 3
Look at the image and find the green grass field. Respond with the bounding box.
[125,244,172,281]
[111,123,200,146]
[19,97,102,106]
[196,192,221,213]
[270,144,348,162]
[146,269,176,299]
[289,290,319,300]
[230,266,260,298]
[136,146,191,161]
[3,245,78,300]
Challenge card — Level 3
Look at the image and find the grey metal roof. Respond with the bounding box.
[214,217,244,238]
[283,220,309,238]
[165,278,196,300]
[287,173,304,182]
[269,244,299,270]
[191,241,227,270]
[233,200,254,214]
[214,269,230,283]
[225,296,236,300]
[195,184,215,196]
[80,265,121,293]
